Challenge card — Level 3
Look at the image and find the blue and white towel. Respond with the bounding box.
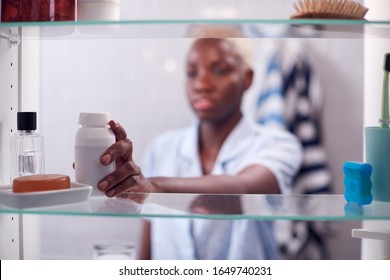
[254,40,332,259]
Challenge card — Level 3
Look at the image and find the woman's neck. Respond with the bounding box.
[198,112,243,174]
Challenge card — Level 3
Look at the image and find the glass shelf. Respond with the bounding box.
[0,193,389,221]
[0,19,390,39]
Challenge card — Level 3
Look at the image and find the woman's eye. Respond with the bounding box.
[214,67,231,76]
[187,69,197,78]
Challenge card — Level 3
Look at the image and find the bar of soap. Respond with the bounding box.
[12,174,71,193]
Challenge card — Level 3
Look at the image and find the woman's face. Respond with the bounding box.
[186,38,253,124]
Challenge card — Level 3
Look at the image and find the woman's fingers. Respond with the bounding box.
[97,160,141,195]
[98,121,152,198]
[109,120,127,141]
[104,176,138,197]
[102,175,149,198]
[100,138,133,166]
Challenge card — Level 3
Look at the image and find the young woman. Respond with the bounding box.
[97,36,303,259]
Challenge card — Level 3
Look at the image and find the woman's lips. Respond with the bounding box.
[193,98,213,110]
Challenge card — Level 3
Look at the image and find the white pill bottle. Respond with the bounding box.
[75,112,115,196]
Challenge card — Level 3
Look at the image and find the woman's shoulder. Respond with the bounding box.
[244,116,298,141]
[148,125,194,150]
[154,126,192,141]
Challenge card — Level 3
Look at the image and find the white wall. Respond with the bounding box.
[39,0,364,259]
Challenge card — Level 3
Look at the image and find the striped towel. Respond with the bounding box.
[255,41,332,259]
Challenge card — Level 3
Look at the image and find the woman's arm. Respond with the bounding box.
[149,165,279,194]
[97,121,279,197]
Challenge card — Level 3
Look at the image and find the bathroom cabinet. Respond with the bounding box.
[1,13,390,259]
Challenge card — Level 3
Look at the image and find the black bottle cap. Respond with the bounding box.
[17,112,37,131]
[385,53,390,72]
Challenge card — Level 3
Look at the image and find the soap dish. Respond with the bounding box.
[0,182,92,209]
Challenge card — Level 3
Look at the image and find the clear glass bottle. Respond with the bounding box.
[10,112,44,183]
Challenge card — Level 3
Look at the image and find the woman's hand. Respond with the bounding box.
[97,120,154,199]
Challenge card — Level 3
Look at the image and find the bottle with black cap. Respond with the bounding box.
[10,112,44,182]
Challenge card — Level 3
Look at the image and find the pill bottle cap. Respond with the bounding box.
[79,112,111,126]
[17,112,37,131]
